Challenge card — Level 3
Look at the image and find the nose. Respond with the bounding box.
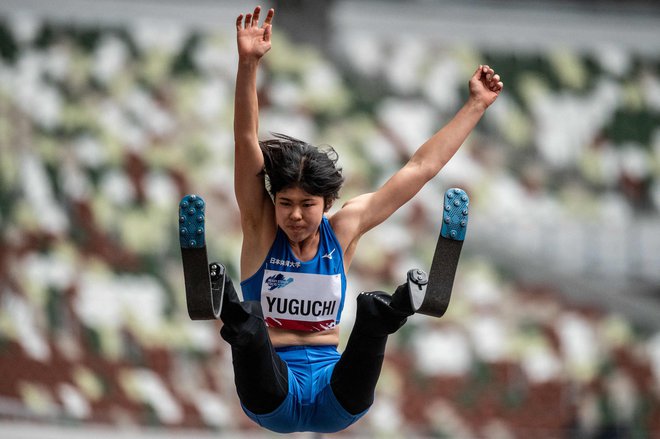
[290,206,303,220]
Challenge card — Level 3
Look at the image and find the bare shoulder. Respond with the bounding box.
[328,195,366,235]
[328,193,374,267]
[239,200,277,280]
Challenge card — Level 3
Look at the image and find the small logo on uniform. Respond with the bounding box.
[322,248,336,260]
[265,273,294,290]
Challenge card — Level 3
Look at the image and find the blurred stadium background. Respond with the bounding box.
[1,0,659,437]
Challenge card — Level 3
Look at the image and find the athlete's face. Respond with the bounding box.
[275,186,325,243]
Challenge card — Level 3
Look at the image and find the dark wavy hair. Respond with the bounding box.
[259,133,344,210]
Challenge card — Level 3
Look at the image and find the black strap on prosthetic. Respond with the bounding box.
[332,331,387,415]
[331,292,409,415]
[406,236,463,318]
[220,297,289,415]
[181,248,224,320]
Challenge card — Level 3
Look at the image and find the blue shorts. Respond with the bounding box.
[241,345,368,433]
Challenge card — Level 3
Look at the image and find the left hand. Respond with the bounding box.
[236,6,275,61]
[469,65,503,109]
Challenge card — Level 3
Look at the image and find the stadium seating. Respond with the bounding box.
[0,13,658,437]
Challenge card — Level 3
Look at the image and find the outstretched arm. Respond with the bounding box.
[234,6,274,225]
[333,65,503,259]
[233,6,276,278]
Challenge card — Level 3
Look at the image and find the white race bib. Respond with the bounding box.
[260,269,341,332]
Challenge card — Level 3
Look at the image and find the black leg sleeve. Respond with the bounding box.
[331,290,411,415]
[219,274,288,415]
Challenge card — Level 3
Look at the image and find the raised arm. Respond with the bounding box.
[332,65,503,260]
[234,6,277,278]
[234,6,274,224]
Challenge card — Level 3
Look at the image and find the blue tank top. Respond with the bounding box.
[240,217,347,332]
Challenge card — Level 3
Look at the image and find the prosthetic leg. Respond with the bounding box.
[405,188,469,317]
[179,195,288,414]
[179,194,224,320]
[332,189,469,415]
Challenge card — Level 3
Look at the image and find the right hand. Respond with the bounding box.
[236,6,275,60]
[468,65,503,110]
